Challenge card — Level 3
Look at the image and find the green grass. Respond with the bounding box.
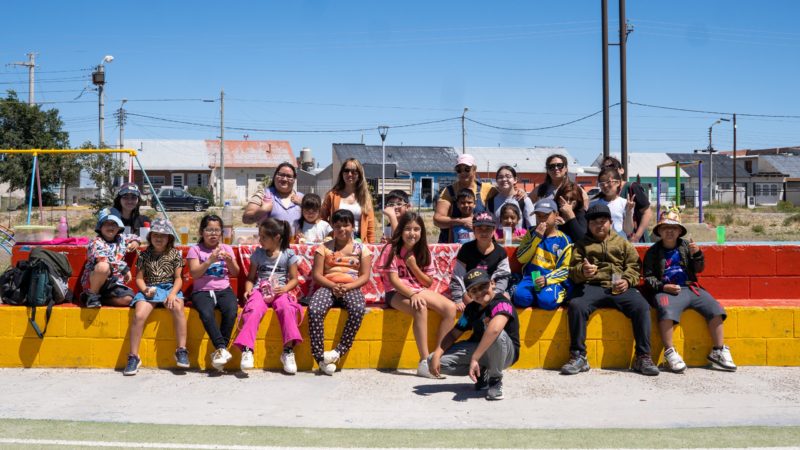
[0,420,799,448]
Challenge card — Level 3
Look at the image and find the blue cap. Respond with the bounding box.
[534,198,558,214]
[95,208,124,233]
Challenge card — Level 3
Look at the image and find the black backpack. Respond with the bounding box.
[0,261,29,305]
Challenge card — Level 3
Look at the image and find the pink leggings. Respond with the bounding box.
[233,289,304,349]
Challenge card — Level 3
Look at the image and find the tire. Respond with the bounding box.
[194,202,203,212]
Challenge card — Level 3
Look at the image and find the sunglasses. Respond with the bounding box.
[455,165,472,174]
[342,168,359,175]
[547,163,566,171]
[602,163,618,169]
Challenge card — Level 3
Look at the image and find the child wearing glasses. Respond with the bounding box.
[381,189,412,241]
[588,168,633,239]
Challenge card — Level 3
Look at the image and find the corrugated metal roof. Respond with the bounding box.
[666,153,751,180]
[758,154,800,178]
[332,144,457,173]
[590,152,689,178]
[128,139,210,171]
[206,140,294,168]
[466,146,574,174]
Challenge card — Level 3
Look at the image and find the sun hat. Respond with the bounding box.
[149,218,174,236]
[95,208,124,233]
[653,208,687,237]
[117,182,141,198]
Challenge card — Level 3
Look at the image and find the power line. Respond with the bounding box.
[466,103,621,131]
[628,101,800,119]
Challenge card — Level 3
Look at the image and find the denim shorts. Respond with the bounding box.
[131,282,184,307]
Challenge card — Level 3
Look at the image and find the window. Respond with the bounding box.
[755,183,779,196]
[718,183,731,190]
[150,176,166,187]
[745,161,753,173]
[255,174,266,182]
[187,173,208,187]
[171,174,184,188]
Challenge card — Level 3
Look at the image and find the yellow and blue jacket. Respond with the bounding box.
[515,229,573,285]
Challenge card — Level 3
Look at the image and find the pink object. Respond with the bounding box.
[233,290,303,349]
[57,216,69,239]
[456,154,475,167]
[16,237,90,245]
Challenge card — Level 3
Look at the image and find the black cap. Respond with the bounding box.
[586,203,612,221]
[464,268,491,291]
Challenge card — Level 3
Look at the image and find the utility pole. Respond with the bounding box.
[618,0,630,180]
[378,125,389,242]
[92,55,114,149]
[9,53,36,105]
[732,114,738,205]
[601,0,610,157]
[118,99,128,185]
[219,89,225,204]
[461,107,468,154]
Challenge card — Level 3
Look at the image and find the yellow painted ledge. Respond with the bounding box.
[0,306,798,370]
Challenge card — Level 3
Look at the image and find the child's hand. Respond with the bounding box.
[455,301,466,312]
[273,285,287,295]
[535,221,547,236]
[383,205,397,220]
[613,277,629,293]
[290,192,303,206]
[535,276,546,289]
[468,359,481,383]
[209,247,221,263]
[626,193,636,212]
[165,294,181,310]
[243,288,253,300]
[410,293,426,311]
[405,254,417,269]
[558,195,576,220]
[332,283,346,297]
[123,272,133,284]
[126,241,139,252]
[462,216,473,230]
[145,287,156,298]
[663,284,681,295]
[582,260,598,278]
[688,238,700,256]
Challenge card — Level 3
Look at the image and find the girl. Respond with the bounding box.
[488,165,534,229]
[588,167,633,239]
[187,214,241,371]
[554,182,587,243]
[379,212,456,378]
[233,218,303,374]
[494,203,527,244]
[449,211,511,311]
[321,158,376,243]
[293,193,332,244]
[308,209,372,375]
[124,218,186,376]
[80,209,139,308]
[113,182,148,236]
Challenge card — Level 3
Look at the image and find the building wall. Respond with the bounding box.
[134,170,212,194]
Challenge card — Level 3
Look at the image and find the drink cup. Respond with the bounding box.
[503,227,513,246]
[611,272,622,295]
[531,270,542,292]
[716,226,726,245]
[179,227,189,245]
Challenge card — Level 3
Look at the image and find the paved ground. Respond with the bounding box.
[2,367,799,430]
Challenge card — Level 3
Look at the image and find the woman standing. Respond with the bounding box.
[531,154,589,239]
[433,154,493,243]
[242,162,304,235]
[487,165,535,229]
[320,158,376,243]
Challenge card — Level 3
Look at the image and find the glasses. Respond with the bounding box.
[547,163,566,171]
[455,165,472,174]
[602,163,618,169]
[203,229,222,235]
[598,180,619,187]
[342,168,359,175]
[275,172,295,179]
[496,175,514,181]
[386,202,406,207]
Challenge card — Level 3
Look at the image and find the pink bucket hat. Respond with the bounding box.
[456,153,476,167]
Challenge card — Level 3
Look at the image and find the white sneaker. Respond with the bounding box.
[211,348,232,371]
[320,362,336,376]
[708,345,737,372]
[281,351,297,374]
[323,349,340,365]
[416,359,438,379]
[664,347,687,373]
[240,349,254,370]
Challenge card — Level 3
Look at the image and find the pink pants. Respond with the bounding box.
[233,289,304,349]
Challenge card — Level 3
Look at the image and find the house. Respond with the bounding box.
[666,153,752,205]
[591,152,690,203]
[718,147,800,205]
[129,139,295,205]
[467,147,589,192]
[332,144,458,208]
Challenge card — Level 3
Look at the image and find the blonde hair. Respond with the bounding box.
[333,158,372,209]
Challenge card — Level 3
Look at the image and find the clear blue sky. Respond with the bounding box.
[3,1,799,171]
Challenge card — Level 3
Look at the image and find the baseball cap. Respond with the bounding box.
[534,198,558,214]
[472,211,496,228]
[585,203,612,221]
[464,268,491,292]
[117,182,141,198]
[456,154,476,167]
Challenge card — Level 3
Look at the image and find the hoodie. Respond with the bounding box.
[569,231,640,289]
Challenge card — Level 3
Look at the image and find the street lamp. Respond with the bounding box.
[92,55,114,148]
[695,118,730,204]
[378,125,389,241]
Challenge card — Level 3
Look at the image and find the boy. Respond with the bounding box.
[562,204,659,376]
[80,209,140,308]
[643,209,735,372]
[382,189,412,240]
[513,198,572,310]
[451,188,476,244]
[430,268,519,400]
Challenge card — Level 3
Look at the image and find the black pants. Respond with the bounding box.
[191,288,239,350]
[567,284,652,356]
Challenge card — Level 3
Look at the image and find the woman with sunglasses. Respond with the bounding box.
[530,155,590,238]
[320,158,376,243]
[434,153,494,244]
[242,162,304,235]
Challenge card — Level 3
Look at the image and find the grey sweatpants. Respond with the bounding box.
[437,330,516,379]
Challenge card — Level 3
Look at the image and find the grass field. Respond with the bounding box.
[0,420,799,449]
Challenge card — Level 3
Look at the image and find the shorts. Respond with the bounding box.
[655,286,726,323]
[130,282,184,307]
[98,278,135,303]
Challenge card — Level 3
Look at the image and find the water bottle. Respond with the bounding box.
[140,221,151,241]
[57,216,69,239]
[222,202,233,245]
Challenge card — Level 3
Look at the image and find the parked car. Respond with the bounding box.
[153,187,209,212]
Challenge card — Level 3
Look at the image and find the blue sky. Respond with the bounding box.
[2,1,799,170]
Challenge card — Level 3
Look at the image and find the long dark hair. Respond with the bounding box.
[597,167,622,201]
[197,214,223,245]
[496,165,517,179]
[536,154,569,198]
[113,193,141,221]
[297,193,322,229]
[268,162,297,191]
[259,218,291,251]
[332,158,372,209]
[555,183,585,212]
[382,212,430,269]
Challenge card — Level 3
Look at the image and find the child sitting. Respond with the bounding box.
[493,203,527,244]
[513,199,573,310]
[293,193,332,244]
[643,209,736,372]
[80,208,140,308]
[382,189,412,240]
[450,188,476,244]
[124,218,186,376]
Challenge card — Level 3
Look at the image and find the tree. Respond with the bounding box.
[78,141,126,212]
[0,91,80,203]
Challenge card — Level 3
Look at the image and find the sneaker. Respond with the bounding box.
[211,348,233,371]
[83,291,102,309]
[664,347,686,373]
[560,352,590,375]
[320,361,336,376]
[416,359,437,379]
[323,349,340,365]
[123,355,141,376]
[174,347,190,368]
[474,366,489,390]
[632,354,660,376]
[486,377,504,400]
[708,346,737,372]
[240,349,254,371]
[281,351,297,375]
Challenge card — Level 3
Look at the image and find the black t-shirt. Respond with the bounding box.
[621,182,650,230]
[455,293,520,363]
[456,240,507,274]
[121,214,149,235]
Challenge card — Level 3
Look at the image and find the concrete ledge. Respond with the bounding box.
[1,306,798,370]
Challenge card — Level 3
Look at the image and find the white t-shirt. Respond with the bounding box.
[337,201,362,235]
[298,220,333,244]
[590,197,627,238]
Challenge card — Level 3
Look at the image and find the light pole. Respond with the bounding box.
[696,118,730,204]
[461,107,468,154]
[378,125,389,242]
[92,55,114,148]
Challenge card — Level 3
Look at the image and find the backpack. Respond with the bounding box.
[0,261,29,305]
[14,248,73,338]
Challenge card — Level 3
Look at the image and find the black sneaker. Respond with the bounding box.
[82,291,102,309]
[123,355,141,376]
[474,366,489,390]
[486,377,504,400]
[632,354,660,376]
[560,351,590,375]
[174,347,190,368]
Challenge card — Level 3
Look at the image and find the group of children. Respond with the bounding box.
[79,181,735,400]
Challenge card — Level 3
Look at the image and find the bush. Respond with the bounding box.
[721,214,734,226]
[783,213,800,226]
[751,224,764,233]
[187,186,215,207]
[704,212,716,224]
[776,201,797,213]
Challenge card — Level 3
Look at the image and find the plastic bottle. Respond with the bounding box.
[222,202,233,245]
[57,216,69,239]
[140,221,151,241]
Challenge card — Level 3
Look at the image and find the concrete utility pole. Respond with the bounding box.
[219,89,225,204]
[118,99,128,185]
[92,55,114,148]
[732,114,738,205]
[601,0,610,157]
[379,125,389,241]
[618,0,631,180]
[461,107,468,154]
[9,53,36,105]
